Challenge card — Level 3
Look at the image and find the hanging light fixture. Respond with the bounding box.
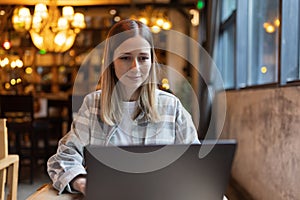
[131,6,172,34]
[12,0,86,53]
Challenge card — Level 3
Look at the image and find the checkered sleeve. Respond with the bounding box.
[47,95,92,194]
[175,98,200,144]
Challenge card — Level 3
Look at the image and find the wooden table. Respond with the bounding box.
[27,183,83,200]
[27,183,228,200]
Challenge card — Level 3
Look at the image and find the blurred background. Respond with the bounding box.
[0,0,300,199]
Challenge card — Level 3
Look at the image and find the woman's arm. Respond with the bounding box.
[47,95,92,194]
[175,98,200,144]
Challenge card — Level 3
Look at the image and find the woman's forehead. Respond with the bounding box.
[113,36,151,56]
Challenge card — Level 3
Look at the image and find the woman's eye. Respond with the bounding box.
[120,56,131,61]
[139,56,149,62]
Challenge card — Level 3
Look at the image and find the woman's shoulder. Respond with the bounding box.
[81,90,102,104]
[85,90,102,98]
[156,89,180,103]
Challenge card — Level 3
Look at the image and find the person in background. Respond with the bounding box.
[47,19,199,195]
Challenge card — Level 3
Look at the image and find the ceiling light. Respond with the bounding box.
[12,0,86,53]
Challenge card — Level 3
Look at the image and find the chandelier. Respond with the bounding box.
[12,0,86,53]
[132,6,172,34]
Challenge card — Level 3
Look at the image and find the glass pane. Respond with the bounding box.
[247,0,279,85]
[280,0,300,83]
[216,25,235,89]
[221,0,237,22]
[286,32,300,82]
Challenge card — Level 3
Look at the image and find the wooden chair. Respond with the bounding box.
[0,94,34,183]
[0,118,19,200]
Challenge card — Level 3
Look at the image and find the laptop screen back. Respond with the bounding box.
[84,140,236,200]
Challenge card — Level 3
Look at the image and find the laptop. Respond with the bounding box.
[84,140,237,200]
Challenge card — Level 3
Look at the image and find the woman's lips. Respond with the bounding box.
[127,75,142,80]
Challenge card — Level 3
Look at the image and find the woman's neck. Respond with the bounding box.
[118,85,141,101]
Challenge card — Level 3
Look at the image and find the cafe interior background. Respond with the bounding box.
[1,0,300,199]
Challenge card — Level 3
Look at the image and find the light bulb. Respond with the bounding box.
[58,17,69,30]
[63,6,74,20]
[151,25,161,33]
[54,32,67,46]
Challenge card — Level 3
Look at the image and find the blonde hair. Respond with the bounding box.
[100,19,160,125]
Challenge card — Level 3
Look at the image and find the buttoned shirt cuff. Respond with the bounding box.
[54,166,87,195]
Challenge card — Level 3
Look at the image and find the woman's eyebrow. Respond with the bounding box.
[118,52,150,55]
[116,52,131,56]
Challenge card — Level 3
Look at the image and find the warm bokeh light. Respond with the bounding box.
[69,49,75,57]
[263,22,276,33]
[138,17,148,25]
[13,2,86,53]
[3,41,11,50]
[150,25,161,34]
[161,78,170,90]
[10,79,16,85]
[162,78,169,84]
[261,66,268,74]
[62,6,74,20]
[156,18,164,27]
[54,32,67,46]
[135,6,171,33]
[4,83,11,89]
[162,21,172,30]
[114,16,121,22]
[274,19,280,27]
[189,9,199,26]
[25,67,33,74]
[266,25,275,33]
[0,57,9,67]
[109,9,117,15]
[16,59,23,68]
[58,17,69,30]
[0,10,5,16]
[10,61,16,69]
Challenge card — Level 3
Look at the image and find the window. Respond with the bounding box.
[214,0,300,88]
[281,0,300,84]
[216,22,235,89]
[215,0,236,89]
[221,0,236,21]
[247,0,279,86]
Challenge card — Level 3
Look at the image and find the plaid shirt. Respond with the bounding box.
[47,89,199,194]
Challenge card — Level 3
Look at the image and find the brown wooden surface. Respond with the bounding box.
[27,183,228,200]
[27,183,83,200]
[0,119,7,200]
[0,118,19,200]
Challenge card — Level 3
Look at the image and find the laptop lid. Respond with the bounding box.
[84,140,237,200]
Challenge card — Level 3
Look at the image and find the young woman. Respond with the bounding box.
[47,19,199,195]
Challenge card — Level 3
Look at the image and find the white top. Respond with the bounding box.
[114,101,140,145]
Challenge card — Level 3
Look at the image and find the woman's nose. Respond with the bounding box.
[130,58,139,69]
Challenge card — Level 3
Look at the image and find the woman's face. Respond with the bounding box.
[113,36,152,90]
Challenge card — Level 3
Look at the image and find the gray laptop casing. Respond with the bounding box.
[84,140,236,200]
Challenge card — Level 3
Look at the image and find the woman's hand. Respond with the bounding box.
[71,175,87,195]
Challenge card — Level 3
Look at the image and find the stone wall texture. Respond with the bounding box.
[221,86,300,200]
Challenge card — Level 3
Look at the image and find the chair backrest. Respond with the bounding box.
[0,118,8,200]
[0,118,8,159]
[0,118,19,200]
